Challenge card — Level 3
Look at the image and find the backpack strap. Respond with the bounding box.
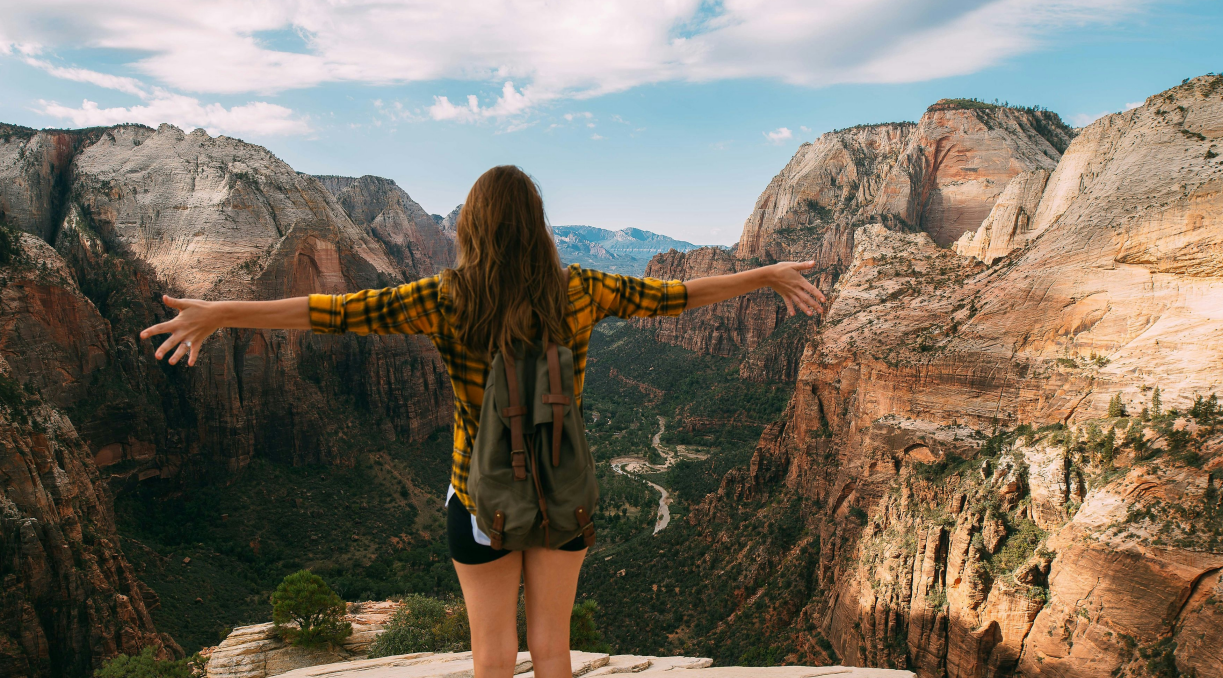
[541,343,571,467]
[500,351,528,481]
[575,505,596,548]
[489,510,506,550]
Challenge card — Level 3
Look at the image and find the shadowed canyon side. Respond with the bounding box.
[0,238,181,676]
[634,103,1072,383]
[0,122,457,673]
[675,75,1223,677]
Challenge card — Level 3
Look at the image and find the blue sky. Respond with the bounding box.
[1,1,1219,245]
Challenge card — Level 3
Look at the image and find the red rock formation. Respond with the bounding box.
[0,355,180,675]
[636,105,1072,381]
[0,124,456,672]
[683,76,1223,678]
[0,123,453,480]
[315,174,455,275]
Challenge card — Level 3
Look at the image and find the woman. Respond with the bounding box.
[140,166,825,677]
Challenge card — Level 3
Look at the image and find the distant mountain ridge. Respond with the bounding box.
[553,224,701,275]
[424,206,703,276]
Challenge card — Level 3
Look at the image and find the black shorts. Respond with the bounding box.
[447,494,585,565]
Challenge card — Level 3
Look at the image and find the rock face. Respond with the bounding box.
[205,601,402,678]
[0,350,179,675]
[1,122,452,481]
[315,175,455,275]
[636,104,1073,380]
[952,170,1050,264]
[0,124,458,672]
[438,204,461,238]
[675,76,1223,678]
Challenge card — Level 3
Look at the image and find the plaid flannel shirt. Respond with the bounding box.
[308,263,688,513]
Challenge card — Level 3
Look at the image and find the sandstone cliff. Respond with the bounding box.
[0,124,457,673]
[0,344,179,674]
[0,123,452,480]
[636,104,1073,381]
[315,175,455,275]
[679,75,1223,678]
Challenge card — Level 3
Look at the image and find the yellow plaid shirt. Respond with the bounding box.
[308,263,688,513]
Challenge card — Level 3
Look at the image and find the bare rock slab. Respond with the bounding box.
[273,651,913,678]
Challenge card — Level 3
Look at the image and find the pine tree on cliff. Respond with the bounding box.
[1151,387,1163,417]
[1108,393,1128,418]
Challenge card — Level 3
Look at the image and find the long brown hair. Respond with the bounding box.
[444,165,568,357]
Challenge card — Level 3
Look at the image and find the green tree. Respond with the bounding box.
[1107,393,1127,418]
[367,595,469,657]
[0,221,21,267]
[271,570,353,649]
[94,648,205,678]
[1151,387,1162,417]
[570,599,612,653]
[1100,427,1116,464]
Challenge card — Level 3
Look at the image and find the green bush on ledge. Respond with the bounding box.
[271,570,353,649]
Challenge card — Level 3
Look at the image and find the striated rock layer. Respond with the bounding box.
[678,76,1223,678]
[315,175,454,276]
[636,104,1073,381]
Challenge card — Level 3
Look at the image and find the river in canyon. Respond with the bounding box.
[609,416,681,535]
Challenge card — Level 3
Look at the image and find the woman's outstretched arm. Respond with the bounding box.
[139,295,311,367]
[684,260,827,316]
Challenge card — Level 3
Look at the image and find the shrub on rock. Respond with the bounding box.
[368,594,470,657]
[94,647,205,678]
[570,599,612,653]
[270,570,353,649]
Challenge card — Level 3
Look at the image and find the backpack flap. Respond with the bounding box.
[531,342,600,547]
[470,347,545,550]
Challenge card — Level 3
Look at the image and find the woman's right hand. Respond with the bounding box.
[139,295,222,367]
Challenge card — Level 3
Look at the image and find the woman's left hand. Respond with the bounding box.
[765,260,827,316]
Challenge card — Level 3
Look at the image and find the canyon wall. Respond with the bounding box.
[0,235,180,674]
[0,124,457,673]
[636,104,1073,382]
[1,123,452,479]
[314,174,455,275]
[684,75,1223,677]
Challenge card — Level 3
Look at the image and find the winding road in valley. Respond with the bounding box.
[610,416,682,535]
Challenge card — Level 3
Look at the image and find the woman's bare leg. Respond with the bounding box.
[455,552,524,678]
[522,547,587,678]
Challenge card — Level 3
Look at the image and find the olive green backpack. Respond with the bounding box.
[468,335,599,550]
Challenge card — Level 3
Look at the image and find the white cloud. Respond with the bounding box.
[800,125,811,133]
[1,0,1147,123]
[36,95,309,136]
[427,81,541,123]
[1125,101,1143,109]
[23,57,150,98]
[591,133,603,140]
[764,127,793,144]
[13,43,309,135]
